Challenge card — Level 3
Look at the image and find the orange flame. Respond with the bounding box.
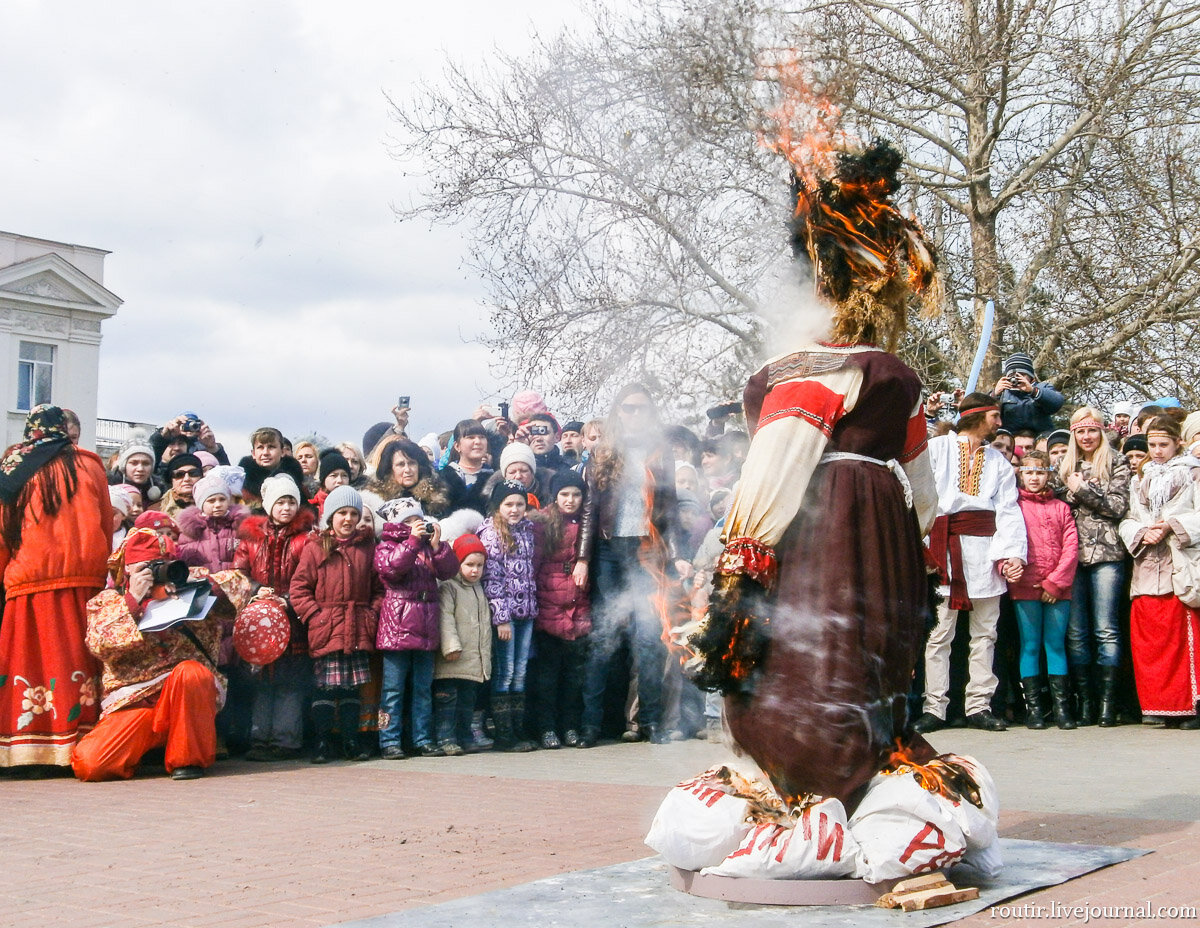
[884,740,984,808]
[637,472,694,665]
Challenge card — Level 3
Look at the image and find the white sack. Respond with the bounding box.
[849,772,967,883]
[702,798,859,879]
[645,775,753,871]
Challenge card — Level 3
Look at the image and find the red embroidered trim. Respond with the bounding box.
[717,537,778,589]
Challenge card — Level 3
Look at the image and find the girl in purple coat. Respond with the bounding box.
[1011,451,1080,730]
[176,474,249,573]
[374,497,460,758]
[480,480,540,751]
[530,470,592,748]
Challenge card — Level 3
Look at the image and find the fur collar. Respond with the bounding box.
[238,507,317,543]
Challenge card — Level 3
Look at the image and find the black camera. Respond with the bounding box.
[421,520,436,536]
[181,416,203,435]
[146,559,190,587]
[707,402,742,420]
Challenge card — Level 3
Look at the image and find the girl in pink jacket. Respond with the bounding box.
[1011,451,1079,730]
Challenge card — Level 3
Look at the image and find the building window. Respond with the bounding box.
[17,341,54,411]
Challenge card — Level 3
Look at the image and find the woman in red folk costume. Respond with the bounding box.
[691,141,941,811]
[0,404,113,770]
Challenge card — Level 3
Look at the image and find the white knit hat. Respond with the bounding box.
[499,442,536,475]
[379,497,424,524]
[192,474,231,508]
[108,486,133,517]
[117,441,155,472]
[261,475,301,516]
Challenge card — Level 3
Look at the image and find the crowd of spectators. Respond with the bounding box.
[1,356,1197,781]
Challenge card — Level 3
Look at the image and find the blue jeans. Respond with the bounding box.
[380,650,435,748]
[581,537,666,733]
[1067,561,1125,668]
[492,618,534,693]
[1013,599,1071,677]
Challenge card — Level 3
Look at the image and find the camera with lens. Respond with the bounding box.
[181,416,203,435]
[421,520,436,536]
[146,559,190,587]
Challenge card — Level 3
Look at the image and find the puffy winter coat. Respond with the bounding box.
[177,505,249,573]
[532,516,591,640]
[434,576,492,683]
[374,521,461,651]
[234,509,318,656]
[479,517,539,626]
[1059,456,1130,565]
[1009,489,1078,601]
[289,529,383,658]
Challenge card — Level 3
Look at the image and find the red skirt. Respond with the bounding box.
[1131,594,1200,716]
[0,587,102,766]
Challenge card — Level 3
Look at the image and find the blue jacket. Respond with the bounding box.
[998,383,1064,434]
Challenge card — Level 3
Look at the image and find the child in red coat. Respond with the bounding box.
[234,475,317,760]
[530,470,592,748]
[289,485,383,763]
[1011,450,1079,729]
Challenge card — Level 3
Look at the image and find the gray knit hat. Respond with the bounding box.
[322,485,363,527]
[1002,352,1036,379]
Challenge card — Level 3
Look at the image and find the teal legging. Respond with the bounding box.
[1013,598,1071,676]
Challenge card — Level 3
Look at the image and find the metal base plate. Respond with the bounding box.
[669,866,898,905]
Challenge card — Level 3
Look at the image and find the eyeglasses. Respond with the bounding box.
[619,403,651,415]
[527,424,554,436]
[172,468,201,479]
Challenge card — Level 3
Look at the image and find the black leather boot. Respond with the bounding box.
[1096,665,1118,728]
[1071,665,1096,726]
[1021,677,1048,730]
[1047,676,1077,730]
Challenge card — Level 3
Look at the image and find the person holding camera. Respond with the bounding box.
[150,411,229,470]
[993,353,1065,435]
[373,498,460,759]
[71,528,227,781]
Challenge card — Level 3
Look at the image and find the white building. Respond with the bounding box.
[0,231,122,450]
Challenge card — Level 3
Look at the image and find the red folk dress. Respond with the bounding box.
[0,449,113,766]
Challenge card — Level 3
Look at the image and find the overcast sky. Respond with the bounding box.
[0,1,594,457]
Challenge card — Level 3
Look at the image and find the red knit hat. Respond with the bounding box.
[453,533,486,562]
[134,510,180,536]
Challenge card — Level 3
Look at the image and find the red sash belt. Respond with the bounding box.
[929,510,997,611]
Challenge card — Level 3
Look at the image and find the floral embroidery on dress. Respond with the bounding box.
[14,675,56,730]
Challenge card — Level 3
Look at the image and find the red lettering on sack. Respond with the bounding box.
[688,784,727,808]
[816,812,844,862]
[899,822,945,864]
[772,827,795,863]
[800,807,812,841]
[727,824,775,859]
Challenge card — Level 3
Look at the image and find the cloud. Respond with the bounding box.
[0,0,593,459]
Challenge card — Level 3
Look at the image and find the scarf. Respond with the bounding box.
[0,404,72,504]
[1140,454,1200,515]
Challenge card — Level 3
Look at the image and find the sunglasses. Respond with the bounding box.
[620,403,651,415]
[172,468,201,479]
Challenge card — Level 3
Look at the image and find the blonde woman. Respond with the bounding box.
[1058,406,1131,726]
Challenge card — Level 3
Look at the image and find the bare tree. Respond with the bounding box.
[391,0,1200,410]
[805,0,1200,401]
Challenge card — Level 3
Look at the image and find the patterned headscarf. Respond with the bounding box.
[106,527,178,584]
[0,404,73,505]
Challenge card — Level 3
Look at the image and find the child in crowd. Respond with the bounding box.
[434,534,493,754]
[1011,450,1079,729]
[134,509,179,542]
[109,486,133,552]
[177,474,249,573]
[289,485,383,763]
[480,481,540,751]
[312,449,353,516]
[374,498,460,759]
[530,470,591,748]
[234,475,318,761]
[441,419,494,513]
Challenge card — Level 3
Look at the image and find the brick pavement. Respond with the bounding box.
[2,726,1198,928]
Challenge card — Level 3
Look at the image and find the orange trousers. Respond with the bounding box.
[72,661,218,781]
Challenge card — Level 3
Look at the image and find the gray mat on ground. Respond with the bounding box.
[332,838,1148,928]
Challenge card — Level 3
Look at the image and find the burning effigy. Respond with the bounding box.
[647,59,1001,890]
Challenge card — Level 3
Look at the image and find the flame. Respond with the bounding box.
[884,740,984,808]
[637,471,694,664]
[757,51,939,310]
